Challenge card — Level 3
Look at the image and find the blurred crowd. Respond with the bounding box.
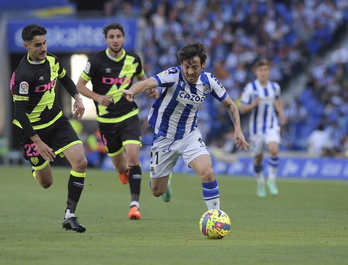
[99,0,348,157]
[2,0,347,165]
[104,0,348,157]
[283,55,348,157]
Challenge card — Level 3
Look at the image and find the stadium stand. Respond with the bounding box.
[133,0,348,157]
[1,0,348,158]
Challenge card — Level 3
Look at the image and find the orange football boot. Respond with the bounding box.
[128,206,141,220]
[118,170,129,184]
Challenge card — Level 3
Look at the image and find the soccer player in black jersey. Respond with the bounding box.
[10,24,88,232]
[77,22,158,220]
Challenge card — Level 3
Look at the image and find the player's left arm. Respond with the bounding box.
[222,96,249,151]
[274,97,286,125]
[59,74,85,120]
[123,77,158,102]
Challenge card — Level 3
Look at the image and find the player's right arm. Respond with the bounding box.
[239,83,260,114]
[239,98,260,114]
[77,76,113,107]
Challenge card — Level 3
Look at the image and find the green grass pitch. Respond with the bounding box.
[0,165,347,265]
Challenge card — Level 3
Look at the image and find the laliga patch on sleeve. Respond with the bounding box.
[19,81,29,94]
[157,70,168,76]
[84,62,91,74]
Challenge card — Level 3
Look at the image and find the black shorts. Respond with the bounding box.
[99,115,142,156]
[22,116,82,168]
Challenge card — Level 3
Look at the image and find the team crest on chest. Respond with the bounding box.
[203,84,210,95]
[51,65,58,73]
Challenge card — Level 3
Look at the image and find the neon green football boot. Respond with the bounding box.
[161,174,172,202]
[267,180,279,195]
[257,183,266,197]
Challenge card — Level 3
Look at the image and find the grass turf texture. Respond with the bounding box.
[0,165,347,265]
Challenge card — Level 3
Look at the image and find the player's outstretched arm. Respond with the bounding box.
[137,74,160,99]
[122,77,158,102]
[222,96,249,151]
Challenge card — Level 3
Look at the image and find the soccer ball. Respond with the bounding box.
[199,209,231,239]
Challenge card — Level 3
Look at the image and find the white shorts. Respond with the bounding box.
[150,128,209,178]
[250,128,280,157]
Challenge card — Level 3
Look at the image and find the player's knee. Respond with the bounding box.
[269,150,278,157]
[40,180,53,189]
[75,156,88,171]
[152,190,163,197]
[152,187,164,197]
[126,155,139,166]
[200,166,214,181]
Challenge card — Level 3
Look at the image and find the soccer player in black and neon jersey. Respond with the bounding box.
[77,22,158,220]
[10,24,88,232]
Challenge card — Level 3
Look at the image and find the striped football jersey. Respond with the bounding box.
[241,79,281,136]
[148,66,228,141]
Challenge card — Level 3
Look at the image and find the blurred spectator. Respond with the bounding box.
[329,44,348,64]
[325,121,345,156]
[335,135,348,158]
[283,97,307,148]
[86,130,107,168]
[212,60,234,89]
[68,0,348,152]
[307,123,331,157]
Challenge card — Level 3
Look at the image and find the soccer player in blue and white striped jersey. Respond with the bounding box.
[240,59,286,197]
[123,42,248,211]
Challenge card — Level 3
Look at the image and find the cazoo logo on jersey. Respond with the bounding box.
[177,90,206,104]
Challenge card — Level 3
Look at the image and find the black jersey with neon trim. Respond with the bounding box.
[80,49,145,124]
[10,53,73,137]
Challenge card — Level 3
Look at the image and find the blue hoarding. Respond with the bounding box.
[100,154,348,180]
[7,18,138,53]
[224,156,348,180]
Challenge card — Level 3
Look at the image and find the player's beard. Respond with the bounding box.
[31,51,47,61]
[109,44,123,54]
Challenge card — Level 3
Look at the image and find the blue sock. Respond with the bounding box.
[202,179,220,210]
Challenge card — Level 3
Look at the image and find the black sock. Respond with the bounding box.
[128,165,141,203]
[66,173,85,213]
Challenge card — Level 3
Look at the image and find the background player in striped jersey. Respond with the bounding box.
[77,22,158,220]
[240,59,286,197]
[10,24,87,232]
[123,42,248,211]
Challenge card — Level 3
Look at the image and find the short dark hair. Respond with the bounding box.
[254,59,270,69]
[103,22,125,38]
[22,24,47,42]
[177,42,207,65]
